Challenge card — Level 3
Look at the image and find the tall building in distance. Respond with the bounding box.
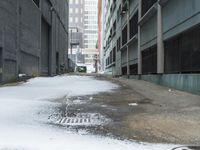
[98,0,102,72]
[84,0,98,49]
[69,0,84,49]
[69,0,99,73]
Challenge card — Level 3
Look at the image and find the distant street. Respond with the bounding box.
[0,74,199,150]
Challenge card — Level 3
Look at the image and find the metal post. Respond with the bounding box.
[138,0,142,75]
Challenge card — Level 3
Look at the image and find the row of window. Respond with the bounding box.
[69,17,83,23]
[122,64,138,75]
[106,47,116,67]
[69,8,83,14]
[141,0,157,16]
[141,25,200,74]
[69,0,83,5]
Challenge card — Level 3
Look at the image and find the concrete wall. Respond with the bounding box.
[163,0,200,40]
[129,41,138,65]
[20,0,41,76]
[130,74,200,95]
[140,15,157,51]
[0,0,69,84]
[0,0,18,82]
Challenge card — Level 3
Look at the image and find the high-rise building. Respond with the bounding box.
[84,0,98,49]
[98,0,102,72]
[69,0,84,49]
[69,0,99,73]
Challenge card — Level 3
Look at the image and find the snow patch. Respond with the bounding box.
[0,75,177,149]
[129,103,138,106]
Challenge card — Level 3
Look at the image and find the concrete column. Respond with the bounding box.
[49,10,54,76]
[16,0,20,76]
[157,3,164,74]
[138,0,142,75]
[126,0,130,77]
[1,27,5,82]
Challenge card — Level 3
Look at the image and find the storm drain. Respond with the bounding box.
[57,113,110,126]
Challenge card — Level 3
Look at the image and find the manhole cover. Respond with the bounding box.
[57,113,110,126]
[172,146,200,150]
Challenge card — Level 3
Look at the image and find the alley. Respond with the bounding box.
[0,74,199,150]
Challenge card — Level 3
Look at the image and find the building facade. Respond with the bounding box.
[0,0,69,84]
[98,0,102,72]
[69,0,99,73]
[84,0,98,49]
[102,0,200,94]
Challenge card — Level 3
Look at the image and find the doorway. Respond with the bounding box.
[56,52,59,74]
[41,18,50,75]
[0,48,3,83]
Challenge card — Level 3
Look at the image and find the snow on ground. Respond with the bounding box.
[0,75,176,150]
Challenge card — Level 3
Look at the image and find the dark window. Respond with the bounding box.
[122,66,127,75]
[33,0,40,7]
[129,11,138,39]
[112,20,116,37]
[113,47,116,62]
[130,64,138,75]
[122,25,127,46]
[117,37,121,51]
[108,56,110,65]
[110,51,113,64]
[165,25,200,73]
[141,0,157,16]
[142,45,157,74]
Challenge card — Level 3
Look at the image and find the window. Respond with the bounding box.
[69,0,73,4]
[75,8,79,14]
[122,67,127,75]
[142,45,157,74]
[75,17,79,23]
[130,64,138,75]
[69,17,73,23]
[141,0,157,16]
[113,47,116,62]
[129,11,138,39]
[164,25,200,73]
[117,37,121,51]
[122,25,127,46]
[69,8,73,13]
[32,0,39,7]
[112,20,116,37]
